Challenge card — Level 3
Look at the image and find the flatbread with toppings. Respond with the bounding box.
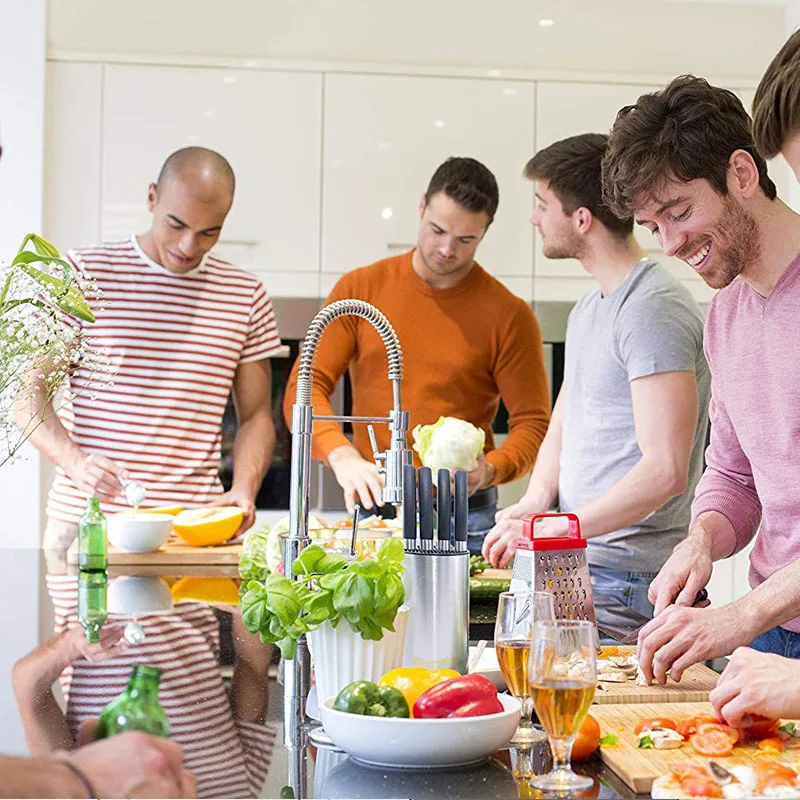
[651,762,800,799]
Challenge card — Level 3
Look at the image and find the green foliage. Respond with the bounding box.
[239,538,406,659]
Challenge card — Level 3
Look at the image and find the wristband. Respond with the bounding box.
[61,759,98,799]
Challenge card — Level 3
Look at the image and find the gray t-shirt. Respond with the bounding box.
[559,260,711,573]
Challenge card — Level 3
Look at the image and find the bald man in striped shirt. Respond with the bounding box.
[18,147,283,561]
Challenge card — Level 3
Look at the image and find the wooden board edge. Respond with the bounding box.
[593,691,709,705]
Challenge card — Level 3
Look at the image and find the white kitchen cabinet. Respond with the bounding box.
[44,61,103,252]
[322,73,536,295]
[534,81,714,304]
[101,65,322,292]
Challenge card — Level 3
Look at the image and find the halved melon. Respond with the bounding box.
[170,577,239,606]
[135,504,184,516]
[172,506,244,547]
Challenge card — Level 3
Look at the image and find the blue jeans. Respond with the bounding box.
[590,565,656,638]
[466,504,498,556]
[749,626,800,659]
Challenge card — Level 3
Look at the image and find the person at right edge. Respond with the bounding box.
[482,134,711,637]
[601,73,800,688]
[641,35,800,728]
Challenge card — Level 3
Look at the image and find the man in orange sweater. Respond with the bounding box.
[284,157,551,551]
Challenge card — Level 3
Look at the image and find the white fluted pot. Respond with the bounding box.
[307,605,410,705]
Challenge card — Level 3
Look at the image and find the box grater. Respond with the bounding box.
[509,513,596,624]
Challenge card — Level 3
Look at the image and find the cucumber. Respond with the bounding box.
[469,576,511,600]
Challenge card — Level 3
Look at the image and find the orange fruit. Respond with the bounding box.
[170,577,239,606]
[572,714,601,762]
[135,504,183,516]
[172,506,243,546]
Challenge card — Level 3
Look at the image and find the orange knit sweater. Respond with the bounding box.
[283,251,551,485]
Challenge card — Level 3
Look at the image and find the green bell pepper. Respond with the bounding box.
[333,680,410,718]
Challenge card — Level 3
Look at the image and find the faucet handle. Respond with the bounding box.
[367,425,386,473]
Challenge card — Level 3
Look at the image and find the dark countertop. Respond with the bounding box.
[20,556,726,800]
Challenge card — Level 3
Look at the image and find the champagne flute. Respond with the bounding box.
[529,619,597,792]
[494,591,555,744]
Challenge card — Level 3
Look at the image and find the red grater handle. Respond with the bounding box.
[515,513,585,551]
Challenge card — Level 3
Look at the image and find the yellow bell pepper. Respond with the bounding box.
[378,667,460,717]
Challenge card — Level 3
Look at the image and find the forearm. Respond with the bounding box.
[13,389,83,474]
[231,410,275,500]
[573,454,687,539]
[12,634,75,755]
[0,758,88,799]
[487,405,550,485]
[521,429,560,510]
[230,615,272,723]
[733,557,800,638]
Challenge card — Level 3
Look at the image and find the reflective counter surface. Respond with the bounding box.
[6,551,722,799]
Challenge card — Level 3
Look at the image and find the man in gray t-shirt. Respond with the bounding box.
[483,133,710,632]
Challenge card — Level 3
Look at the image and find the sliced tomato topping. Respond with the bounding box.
[680,776,724,798]
[757,736,785,752]
[634,717,678,736]
[677,715,719,739]
[746,714,781,738]
[689,730,735,757]
[696,722,741,744]
[670,763,710,781]
[754,761,798,786]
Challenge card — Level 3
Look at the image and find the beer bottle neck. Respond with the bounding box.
[87,497,101,513]
[127,666,162,701]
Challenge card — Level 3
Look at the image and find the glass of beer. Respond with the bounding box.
[529,619,597,792]
[494,591,555,743]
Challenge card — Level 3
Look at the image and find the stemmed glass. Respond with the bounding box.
[528,619,597,792]
[494,591,555,744]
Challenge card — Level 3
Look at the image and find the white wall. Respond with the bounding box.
[0,0,47,756]
[47,0,785,81]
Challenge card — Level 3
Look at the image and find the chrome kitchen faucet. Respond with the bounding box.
[283,299,412,755]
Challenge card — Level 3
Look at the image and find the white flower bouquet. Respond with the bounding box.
[1,233,108,465]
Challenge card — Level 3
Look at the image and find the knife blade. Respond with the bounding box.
[402,464,417,551]
[418,467,435,553]
[437,468,452,552]
[453,470,468,553]
[597,588,710,645]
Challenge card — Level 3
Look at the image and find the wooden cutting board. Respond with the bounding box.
[594,646,720,705]
[67,537,242,566]
[592,701,800,793]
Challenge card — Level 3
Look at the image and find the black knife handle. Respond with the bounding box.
[418,467,435,546]
[403,464,417,543]
[454,470,468,544]
[694,588,709,605]
[437,468,452,550]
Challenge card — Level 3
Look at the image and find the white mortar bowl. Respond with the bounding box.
[107,512,173,553]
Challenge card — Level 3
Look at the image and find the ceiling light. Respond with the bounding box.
[539,18,555,27]
[381,207,393,220]
[433,119,447,129]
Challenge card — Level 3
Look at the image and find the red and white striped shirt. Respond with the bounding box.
[47,237,283,523]
[48,576,277,799]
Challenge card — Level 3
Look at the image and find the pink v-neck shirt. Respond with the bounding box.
[691,252,800,631]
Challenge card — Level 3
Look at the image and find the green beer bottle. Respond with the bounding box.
[78,496,107,572]
[77,570,107,644]
[95,665,170,739]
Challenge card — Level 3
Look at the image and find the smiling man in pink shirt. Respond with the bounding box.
[602,75,800,683]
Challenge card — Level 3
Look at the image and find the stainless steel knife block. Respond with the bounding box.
[402,551,469,672]
[401,465,469,673]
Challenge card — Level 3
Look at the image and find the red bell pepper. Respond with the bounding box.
[413,674,504,719]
